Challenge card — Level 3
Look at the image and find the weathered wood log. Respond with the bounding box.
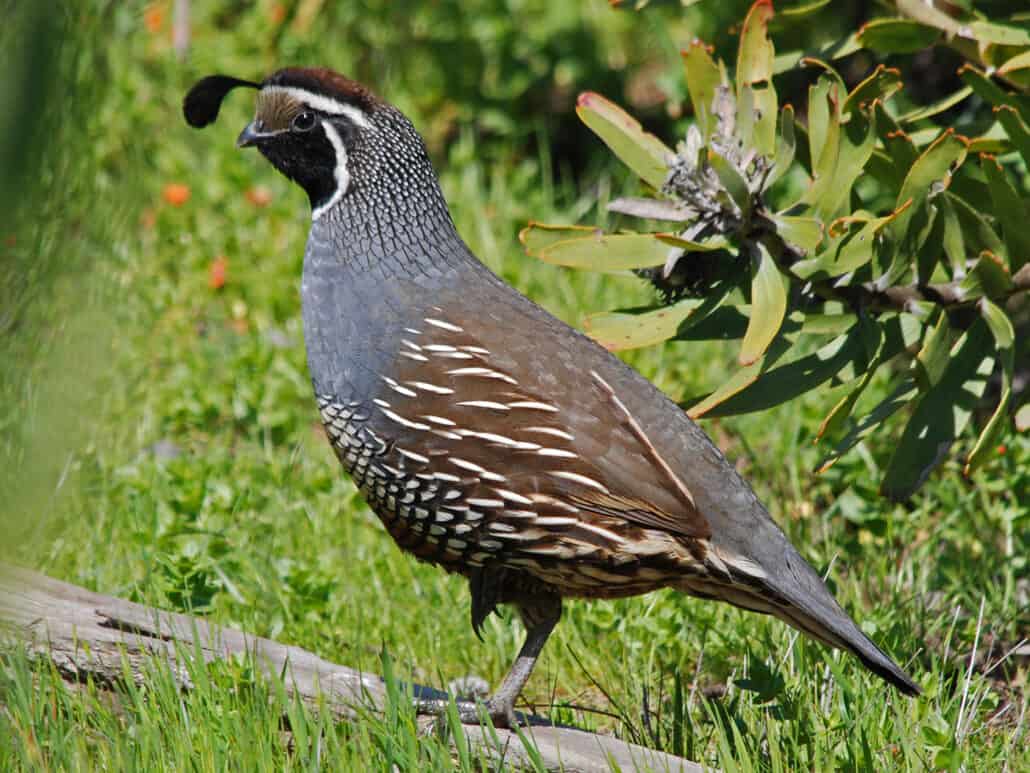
[0,564,704,772]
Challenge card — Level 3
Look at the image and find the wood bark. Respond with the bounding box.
[0,564,704,772]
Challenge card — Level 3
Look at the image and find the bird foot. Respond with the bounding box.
[414,697,519,729]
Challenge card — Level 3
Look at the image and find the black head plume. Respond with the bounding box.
[183,75,260,128]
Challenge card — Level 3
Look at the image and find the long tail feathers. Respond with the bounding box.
[678,550,921,696]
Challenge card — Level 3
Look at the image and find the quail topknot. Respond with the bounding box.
[184,67,919,727]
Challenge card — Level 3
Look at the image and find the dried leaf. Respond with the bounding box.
[607,198,694,222]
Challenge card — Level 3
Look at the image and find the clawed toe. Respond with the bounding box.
[485,699,518,729]
[414,696,520,729]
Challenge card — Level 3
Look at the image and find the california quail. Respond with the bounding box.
[183,67,920,727]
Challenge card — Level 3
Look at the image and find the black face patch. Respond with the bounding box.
[256,119,348,210]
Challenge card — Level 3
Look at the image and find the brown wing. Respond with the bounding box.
[362,308,709,572]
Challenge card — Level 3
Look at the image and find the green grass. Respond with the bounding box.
[2,2,1027,771]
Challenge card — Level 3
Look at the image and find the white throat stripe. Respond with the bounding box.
[312,119,349,221]
[262,86,371,129]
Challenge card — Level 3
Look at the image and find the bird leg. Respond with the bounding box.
[482,597,562,728]
[416,595,562,729]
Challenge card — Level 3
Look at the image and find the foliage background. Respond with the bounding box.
[1,1,1026,770]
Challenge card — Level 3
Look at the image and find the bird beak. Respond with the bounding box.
[236,121,266,148]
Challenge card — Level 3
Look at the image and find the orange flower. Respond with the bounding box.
[209,256,228,289]
[143,3,165,34]
[246,186,272,207]
[162,183,191,207]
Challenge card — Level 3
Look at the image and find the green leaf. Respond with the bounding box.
[818,355,878,441]
[905,198,940,286]
[675,305,751,342]
[912,312,955,391]
[740,243,787,366]
[737,0,775,91]
[773,35,861,75]
[938,194,966,281]
[817,105,878,221]
[898,86,973,124]
[816,313,930,462]
[526,232,676,271]
[576,92,672,188]
[792,207,905,280]
[837,310,921,382]
[960,251,1013,300]
[873,101,918,184]
[707,148,752,220]
[891,131,968,239]
[818,376,919,473]
[736,83,757,152]
[969,20,1030,47]
[843,65,903,114]
[946,192,1006,258]
[881,319,996,501]
[963,122,1012,154]
[682,41,724,139]
[686,336,795,418]
[802,75,844,216]
[519,222,600,252]
[769,0,830,29]
[703,325,868,417]
[676,306,856,343]
[768,105,796,186]
[585,298,709,351]
[965,300,1015,475]
[816,315,886,439]
[806,72,842,173]
[768,213,823,253]
[959,65,1030,124]
[981,154,1030,271]
[858,19,941,54]
[748,84,779,157]
[654,233,731,251]
[998,50,1030,90]
[683,309,865,419]
[995,104,1030,162]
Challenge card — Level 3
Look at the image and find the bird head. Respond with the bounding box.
[183,67,419,220]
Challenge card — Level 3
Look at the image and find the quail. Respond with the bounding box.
[183,68,920,727]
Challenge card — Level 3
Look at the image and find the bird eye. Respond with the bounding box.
[292,111,316,132]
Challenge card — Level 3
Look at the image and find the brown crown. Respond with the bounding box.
[262,67,379,112]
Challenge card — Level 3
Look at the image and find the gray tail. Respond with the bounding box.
[682,548,921,696]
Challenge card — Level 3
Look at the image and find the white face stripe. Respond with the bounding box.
[312,119,348,221]
[261,86,371,129]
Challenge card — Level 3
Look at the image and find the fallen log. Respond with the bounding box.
[0,564,703,772]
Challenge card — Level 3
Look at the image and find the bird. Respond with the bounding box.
[183,67,920,727]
